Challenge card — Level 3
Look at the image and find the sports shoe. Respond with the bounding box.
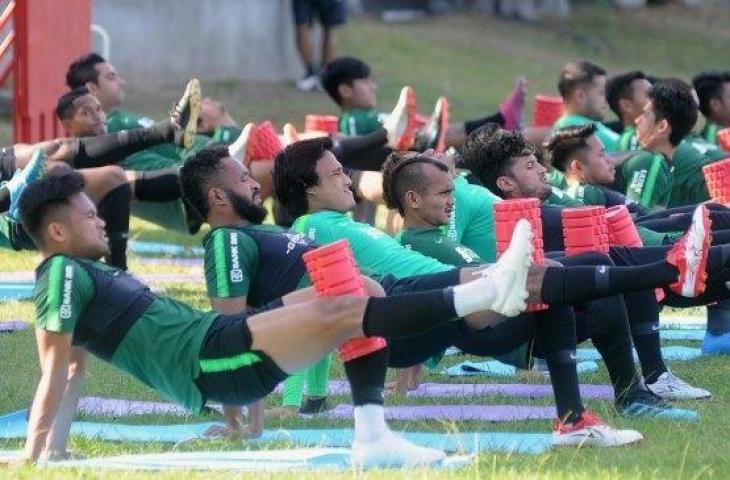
[552,410,643,447]
[382,86,419,151]
[228,123,254,163]
[282,123,299,146]
[646,370,711,400]
[351,431,446,468]
[7,149,46,220]
[499,77,527,130]
[296,74,321,92]
[665,205,711,297]
[413,97,450,153]
[701,330,730,355]
[481,219,533,317]
[299,396,328,415]
[617,386,698,420]
[170,78,201,149]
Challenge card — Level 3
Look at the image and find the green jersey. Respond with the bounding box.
[618,150,670,210]
[292,210,453,280]
[34,255,216,411]
[0,216,13,250]
[397,227,482,266]
[448,176,500,262]
[106,109,183,159]
[618,126,639,152]
[546,187,585,207]
[210,125,242,144]
[338,108,385,135]
[667,135,728,208]
[552,114,621,153]
[701,122,720,145]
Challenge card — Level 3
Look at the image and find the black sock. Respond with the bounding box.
[134,173,181,202]
[332,129,390,171]
[0,186,9,212]
[344,347,388,406]
[71,124,174,169]
[541,262,677,304]
[362,289,457,338]
[305,63,317,77]
[97,184,131,270]
[533,306,584,422]
[464,113,504,135]
[623,291,666,385]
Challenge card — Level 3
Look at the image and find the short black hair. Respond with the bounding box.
[320,57,371,106]
[66,53,106,89]
[605,71,649,118]
[55,87,91,121]
[18,167,85,248]
[558,61,607,99]
[545,124,597,172]
[179,144,230,221]
[649,79,698,147]
[381,152,449,215]
[692,71,730,117]
[273,137,334,218]
[461,129,535,197]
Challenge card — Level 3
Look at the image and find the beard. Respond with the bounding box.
[226,188,268,224]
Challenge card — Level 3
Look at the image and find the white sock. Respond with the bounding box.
[353,404,389,443]
[452,276,497,318]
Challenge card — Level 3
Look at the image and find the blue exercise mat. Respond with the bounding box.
[128,241,204,257]
[576,346,702,362]
[0,282,34,301]
[0,410,552,455]
[441,360,599,377]
[0,449,474,471]
[660,329,704,341]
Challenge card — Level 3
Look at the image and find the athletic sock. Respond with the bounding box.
[133,173,181,202]
[452,277,497,317]
[347,348,389,442]
[464,113,505,135]
[71,124,174,169]
[362,289,457,338]
[533,306,584,422]
[97,184,131,270]
[306,353,332,397]
[624,291,666,385]
[540,262,677,304]
[281,370,306,408]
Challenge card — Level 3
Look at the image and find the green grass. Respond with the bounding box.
[3,2,730,477]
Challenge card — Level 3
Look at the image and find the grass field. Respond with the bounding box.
[2,2,730,478]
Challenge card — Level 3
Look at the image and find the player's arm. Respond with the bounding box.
[23,330,73,462]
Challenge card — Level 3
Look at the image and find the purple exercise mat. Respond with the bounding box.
[294,380,614,400]
[77,397,221,417]
[0,320,27,332]
[324,404,555,422]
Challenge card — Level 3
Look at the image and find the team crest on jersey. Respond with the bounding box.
[59,265,74,319]
[629,170,647,196]
[284,232,310,255]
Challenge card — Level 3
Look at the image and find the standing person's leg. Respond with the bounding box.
[293,0,318,91]
[319,0,348,66]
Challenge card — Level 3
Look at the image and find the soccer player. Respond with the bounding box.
[693,71,730,145]
[15,169,537,466]
[605,70,654,152]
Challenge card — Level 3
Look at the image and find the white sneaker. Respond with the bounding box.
[482,219,533,317]
[382,86,418,150]
[553,410,643,448]
[296,74,321,92]
[228,123,254,163]
[646,371,712,400]
[351,431,446,468]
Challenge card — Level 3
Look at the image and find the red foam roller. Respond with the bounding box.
[248,121,284,162]
[305,114,339,134]
[532,95,564,128]
[717,128,730,152]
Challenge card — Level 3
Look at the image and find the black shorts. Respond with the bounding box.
[0,146,16,182]
[195,307,288,406]
[293,0,347,27]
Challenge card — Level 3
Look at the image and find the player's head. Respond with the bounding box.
[462,128,549,201]
[56,87,108,137]
[636,79,697,149]
[320,57,377,109]
[382,150,454,226]
[180,145,266,225]
[692,71,730,126]
[547,124,615,185]
[18,167,109,258]
[66,53,126,111]
[606,71,653,126]
[558,61,608,120]
[273,137,355,218]
[197,97,229,134]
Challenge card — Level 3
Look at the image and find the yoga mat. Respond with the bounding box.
[0,449,474,471]
[128,241,204,257]
[576,346,702,362]
[77,397,207,417]
[0,320,28,332]
[132,257,203,268]
[660,330,704,341]
[0,410,553,455]
[324,404,554,422]
[441,360,599,377]
[0,282,34,301]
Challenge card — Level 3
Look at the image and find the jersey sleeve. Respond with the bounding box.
[204,229,259,299]
[293,214,335,244]
[459,185,499,262]
[34,257,94,333]
[339,110,383,136]
[620,151,669,210]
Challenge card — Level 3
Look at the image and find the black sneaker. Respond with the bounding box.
[170,78,201,149]
[616,386,698,420]
[299,396,328,415]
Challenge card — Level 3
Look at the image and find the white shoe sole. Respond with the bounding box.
[681,206,709,297]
